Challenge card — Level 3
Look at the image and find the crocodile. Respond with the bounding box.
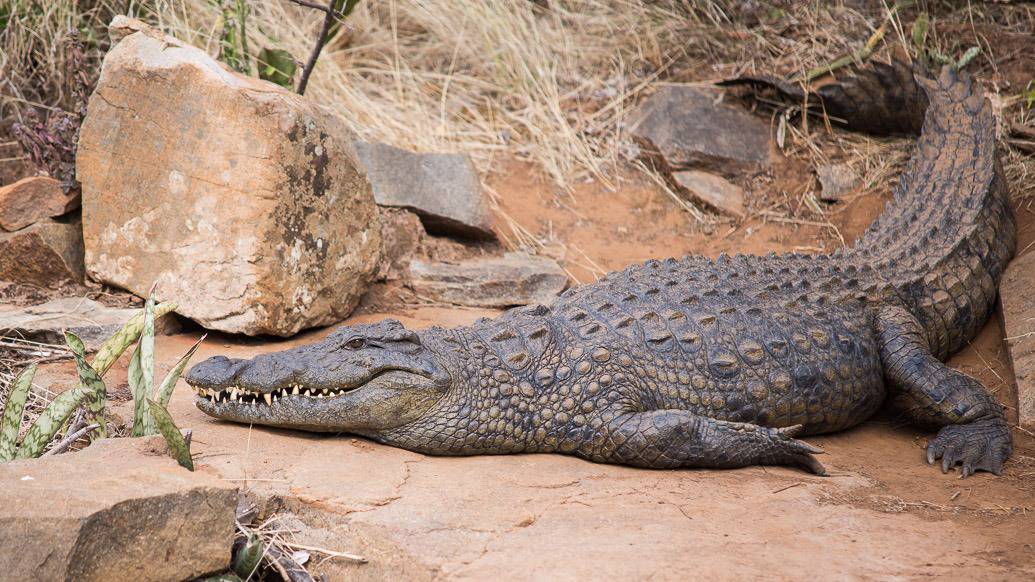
[186,66,1015,477]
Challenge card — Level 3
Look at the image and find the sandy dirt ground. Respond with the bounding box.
[32,161,1033,580]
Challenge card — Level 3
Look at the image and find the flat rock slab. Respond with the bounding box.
[0,218,83,286]
[0,297,179,351]
[354,141,495,239]
[817,163,862,201]
[76,17,382,336]
[409,253,567,307]
[0,176,80,231]
[0,436,238,582]
[671,170,746,217]
[1000,250,1035,431]
[628,85,772,175]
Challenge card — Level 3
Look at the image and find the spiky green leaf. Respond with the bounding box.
[258,48,297,88]
[66,331,108,439]
[15,388,86,459]
[956,46,981,70]
[64,331,86,358]
[148,399,194,471]
[141,291,156,402]
[128,343,152,436]
[0,364,37,462]
[90,301,176,377]
[232,533,264,579]
[911,13,929,52]
[157,335,206,408]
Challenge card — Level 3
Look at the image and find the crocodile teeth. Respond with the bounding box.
[303,389,312,397]
[263,393,272,405]
[230,388,240,400]
[290,386,299,396]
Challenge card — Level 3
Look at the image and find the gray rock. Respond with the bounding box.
[628,85,772,175]
[0,176,80,232]
[76,18,382,336]
[671,170,746,218]
[0,218,83,286]
[409,253,567,308]
[0,436,238,582]
[0,297,180,351]
[355,141,495,239]
[1000,250,1035,432]
[816,163,861,201]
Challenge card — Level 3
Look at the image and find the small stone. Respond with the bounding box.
[0,176,80,231]
[76,18,382,336]
[0,297,180,352]
[1000,250,1035,432]
[376,207,426,281]
[671,171,746,218]
[816,163,861,201]
[0,218,83,286]
[408,253,568,308]
[628,86,772,175]
[0,436,237,582]
[354,141,495,239]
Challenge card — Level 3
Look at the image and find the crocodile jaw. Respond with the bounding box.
[190,369,446,433]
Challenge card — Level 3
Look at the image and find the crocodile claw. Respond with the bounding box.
[776,426,827,475]
[925,418,1012,477]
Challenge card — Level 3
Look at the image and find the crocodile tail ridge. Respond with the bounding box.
[851,66,1016,357]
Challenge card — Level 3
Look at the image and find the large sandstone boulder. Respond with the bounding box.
[0,436,238,582]
[77,17,382,336]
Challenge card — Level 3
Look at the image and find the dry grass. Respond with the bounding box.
[0,1,118,118]
[2,1,1033,221]
[143,0,710,192]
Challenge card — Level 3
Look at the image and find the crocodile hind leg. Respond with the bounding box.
[876,306,1012,476]
[581,410,827,475]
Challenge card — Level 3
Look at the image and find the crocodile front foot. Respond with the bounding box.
[926,417,1012,477]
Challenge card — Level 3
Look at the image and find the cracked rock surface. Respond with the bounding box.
[0,436,237,582]
[76,17,382,336]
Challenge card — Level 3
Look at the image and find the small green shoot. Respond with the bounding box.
[232,533,265,579]
[0,364,36,462]
[258,48,297,88]
[90,301,176,377]
[148,399,194,471]
[15,388,87,459]
[66,331,109,439]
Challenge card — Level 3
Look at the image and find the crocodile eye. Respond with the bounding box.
[345,338,365,349]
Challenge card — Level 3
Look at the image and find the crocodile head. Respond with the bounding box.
[185,320,453,435]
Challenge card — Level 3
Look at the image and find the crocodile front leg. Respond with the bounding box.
[876,306,1012,476]
[579,410,827,475]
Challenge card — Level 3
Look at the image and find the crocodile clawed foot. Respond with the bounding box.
[926,417,1012,477]
[775,425,827,476]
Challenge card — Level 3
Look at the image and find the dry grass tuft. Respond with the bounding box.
[144,0,703,191]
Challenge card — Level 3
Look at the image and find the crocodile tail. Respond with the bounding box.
[851,66,1016,358]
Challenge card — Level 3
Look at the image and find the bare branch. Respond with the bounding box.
[41,423,100,457]
[287,0,341,94]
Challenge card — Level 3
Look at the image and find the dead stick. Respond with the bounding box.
[289,0,339,95]
[264,544,315,582]
[42,423,99,456]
